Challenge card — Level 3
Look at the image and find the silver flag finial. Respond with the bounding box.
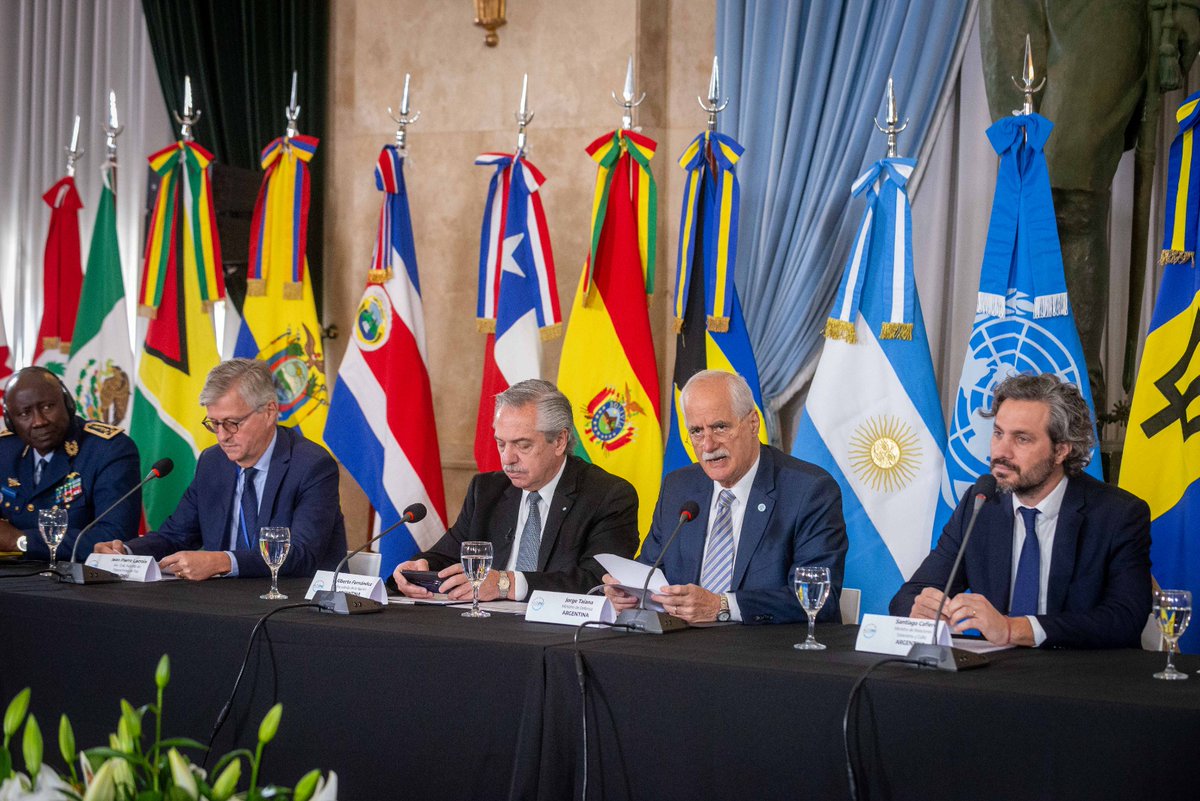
[102,90,124,164]
[610,55,646,131]
[1010,33,1045,116]
[873,76,909,158]
[696,56,728,132]
[173,75,201,142]
[514,73,535,156]
[64,114,83,177]
[285,70,301,138]
[387,73,422,151]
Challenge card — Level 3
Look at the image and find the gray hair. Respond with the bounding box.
[980,372,1095,476]
[679,370,756,422]
[199,359,277,409]
[495,379,575,449]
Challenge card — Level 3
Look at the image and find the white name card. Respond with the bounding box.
[305,570,388,604]
[855,613,952,656]
[84,553,164,582]
[525,591,615,626]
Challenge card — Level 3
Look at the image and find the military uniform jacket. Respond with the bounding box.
[0,417,142,560]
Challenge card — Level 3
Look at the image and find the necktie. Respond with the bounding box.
[33,458,44,488]
[700,490,736,592]
[514,491,542,571]
[239,467,259,550]
[1010,506,1041,616]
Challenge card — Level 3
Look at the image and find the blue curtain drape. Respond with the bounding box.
[717,0,972,428]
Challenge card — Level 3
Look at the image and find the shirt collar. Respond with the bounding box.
[1010,474,1068,521]
[524,456,568,506]
[246,429,278,475]
[713,452,761,507]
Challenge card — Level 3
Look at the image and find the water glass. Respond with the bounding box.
[460,540,493,619]
[259,527,292,600]
[1153,589,1191,680]
[793,566,832,651]
[38,508,67,570]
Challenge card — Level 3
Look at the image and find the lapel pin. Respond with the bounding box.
[757,503,766,512]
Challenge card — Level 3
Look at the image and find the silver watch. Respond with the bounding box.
[16,535,27,553]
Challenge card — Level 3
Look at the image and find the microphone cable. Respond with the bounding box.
[842,656,919,801]
[573,619,634,801]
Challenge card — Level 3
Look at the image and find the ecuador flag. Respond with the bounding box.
[559,130,663,538]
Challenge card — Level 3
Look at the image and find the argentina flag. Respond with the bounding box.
[942,113,1102,516]
[793,157,949,618]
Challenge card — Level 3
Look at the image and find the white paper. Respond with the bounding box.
[594,553,668,613]
[524,591,614,625]
[85,553,163,582]
[305,570,388,604]
[950,637,1014,654]
[855,613,952,656]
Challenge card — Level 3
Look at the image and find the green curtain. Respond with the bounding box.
[140,0,330,312]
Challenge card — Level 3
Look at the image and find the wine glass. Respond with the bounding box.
[460,541,493,619]
[259,527,291,600]
[38,508,67,570]
[793,566,832,650]
[1153,589,1191,680]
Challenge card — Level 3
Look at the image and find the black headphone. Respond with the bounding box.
[2,366,77,430]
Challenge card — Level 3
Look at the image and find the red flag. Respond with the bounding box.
[34,176,84,368]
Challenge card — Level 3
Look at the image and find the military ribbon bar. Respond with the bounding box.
[584,129,658,299]
[673,131,743,333]
[1161,91,1200,265]
[247,134,319,298]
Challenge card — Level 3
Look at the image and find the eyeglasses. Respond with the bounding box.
[201,407,264,435]
[686,421,737,444]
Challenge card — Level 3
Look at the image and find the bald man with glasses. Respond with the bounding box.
[95,359,346,580]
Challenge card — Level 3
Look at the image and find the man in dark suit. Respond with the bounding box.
[392,379,639,602]
[604,370,848,625]
[890,373,1152,649]
[0,367,141,559]
[95,359,346,580]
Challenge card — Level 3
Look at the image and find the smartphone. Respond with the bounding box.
[400,570,444,593]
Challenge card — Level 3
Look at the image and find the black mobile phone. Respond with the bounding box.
[400,570,444,593]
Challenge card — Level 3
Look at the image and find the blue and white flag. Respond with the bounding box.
[942,114,1102,514]
[793,158,949,618]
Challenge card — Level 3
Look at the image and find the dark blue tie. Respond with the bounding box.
[238,467,259,550]
[1010,506,1040,616]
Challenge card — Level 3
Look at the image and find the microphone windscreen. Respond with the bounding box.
[680,500,701,522]
[151,458,174,478]
[403,502,427,523]
[974,473,998,501]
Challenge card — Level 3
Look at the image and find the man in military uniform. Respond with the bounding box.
[0,367,141,560]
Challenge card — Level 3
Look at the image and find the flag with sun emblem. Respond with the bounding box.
[792,157,949,618]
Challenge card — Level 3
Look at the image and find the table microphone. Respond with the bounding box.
[60,458,174,585]
[314,502,427,615]
[615,500,700,634]
[906,473,997,671]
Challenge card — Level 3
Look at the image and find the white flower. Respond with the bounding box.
[311,771,338,801]
[0,766,73,801]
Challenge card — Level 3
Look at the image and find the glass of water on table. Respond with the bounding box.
[259,527,291,600]
[793,565,831,650]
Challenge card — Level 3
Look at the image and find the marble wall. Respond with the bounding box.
[324,0,715,545]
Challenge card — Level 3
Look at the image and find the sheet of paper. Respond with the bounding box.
[951,637,1014,654]
[594,553,668,613]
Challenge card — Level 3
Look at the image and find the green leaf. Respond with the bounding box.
[210,757,241,801]
[0,749,12,782]
[155,655,171,690]
[292,769,321,801]
[22,713,42,784]
[155,737,207,751]
[256,704,282,745]
[59,714,76,765]
[83,747,153,771]
[3,687,31,741]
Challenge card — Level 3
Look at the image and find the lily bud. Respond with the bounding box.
[3,688,30,741]
[22,714,42,780]
[82,759,117,801]
[167,748,198,800]
[210,757,241,801]
[292,768,320,801]
[58,715,75,766]
[155,655,170,690]
[257,704,282,745]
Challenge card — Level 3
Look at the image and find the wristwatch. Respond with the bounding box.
[497,570,511,600]
[716,594,732,622]
[16,535,26,553]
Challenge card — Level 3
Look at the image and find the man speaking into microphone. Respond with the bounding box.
[604,370,848,625]
[891,373,1152,649]
[392,379,639,602]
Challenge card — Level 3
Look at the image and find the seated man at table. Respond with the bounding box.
[392,379,639,602]
[890,373,1152,649]
[95,358,346,580]
[0,367,141,559]
[603,370,848,625]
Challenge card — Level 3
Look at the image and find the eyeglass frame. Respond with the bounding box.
[201,405,268,435]
[685,410,755,445]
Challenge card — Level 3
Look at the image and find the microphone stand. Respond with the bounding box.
[60,472,163,585]
[314,506,424,615]
[614,505,697,634]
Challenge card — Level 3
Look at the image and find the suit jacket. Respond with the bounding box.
[0,417,141,559]
[639,445,847,625]
[889,473,1152,649]
[417,455,639,595]
[129,426,346,578]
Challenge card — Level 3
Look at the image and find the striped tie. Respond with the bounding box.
[700,489,736,592]
[514,492,542,572]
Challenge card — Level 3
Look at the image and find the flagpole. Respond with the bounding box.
[873,77,908,159]
[64,114,83,177]
[174,75,200,144]
[285,70,301,140]
[612,55,645,199]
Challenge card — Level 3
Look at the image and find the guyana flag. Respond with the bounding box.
[664,131,767,474]
[233,134,329,449]
[558,130,662,537]
[130,141,224,527]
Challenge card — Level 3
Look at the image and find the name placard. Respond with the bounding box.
[525,591,614,626]
[305,570,388,604]
[855,613,952,656]
[84,553,164,582]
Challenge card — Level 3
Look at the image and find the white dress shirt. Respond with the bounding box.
[503,457,567,601]
[223,432,278,577]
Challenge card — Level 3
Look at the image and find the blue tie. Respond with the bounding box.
[700,490,736,592]
[1010,506,1040,616]
[514,492,542,571]
[239,467,259,550]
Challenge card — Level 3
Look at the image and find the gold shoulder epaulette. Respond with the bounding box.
[83,421,122,440]
[0,429,12,438]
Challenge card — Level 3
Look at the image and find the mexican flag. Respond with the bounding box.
[67,163,135,429]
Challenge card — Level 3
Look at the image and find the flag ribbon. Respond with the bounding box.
[247,134,319,298]
[138,141,225,317]
[673,131,743,333]
[369,144,410,285]
[584,129,658,299]
[825,158,917,343]
[976,114,1068,319]
[1161,90,1200,265]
